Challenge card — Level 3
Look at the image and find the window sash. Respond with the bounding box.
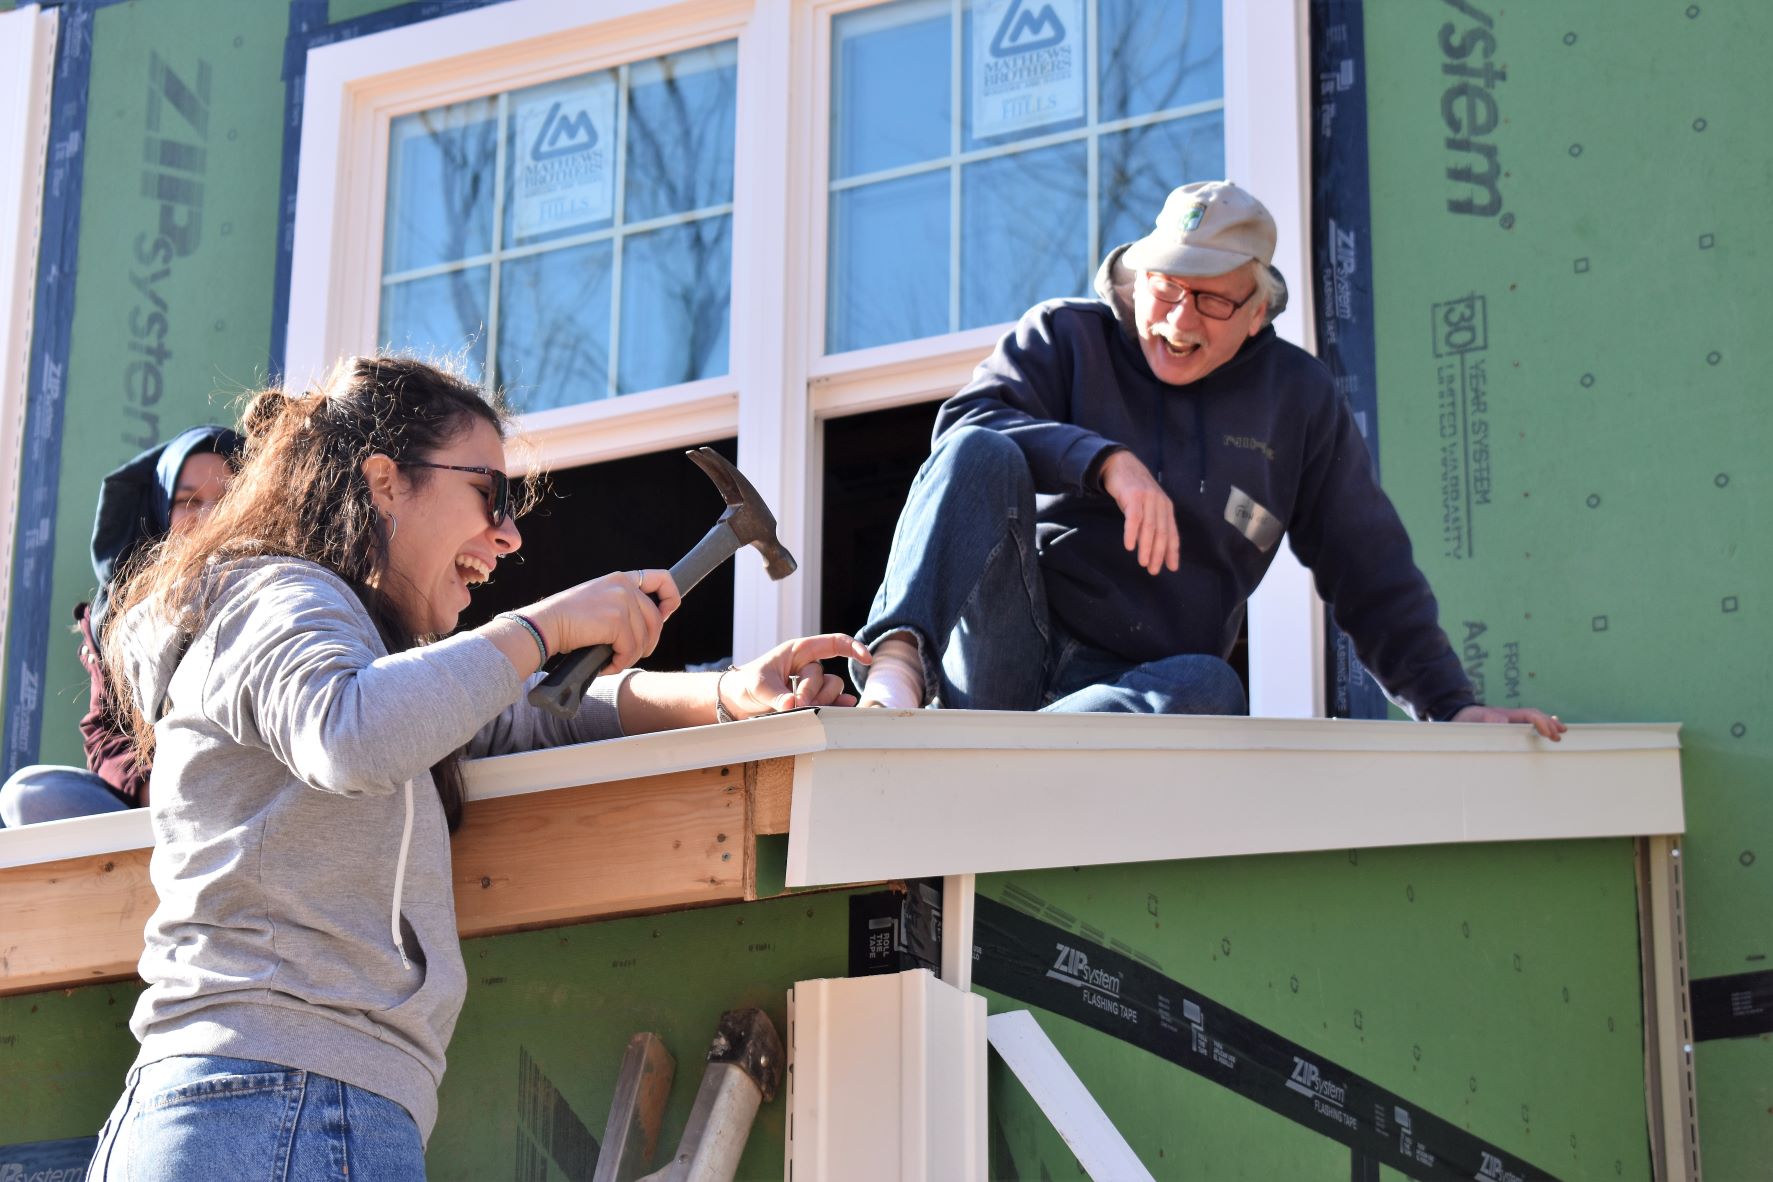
[822,0,1226,350]
[379,52,739,405]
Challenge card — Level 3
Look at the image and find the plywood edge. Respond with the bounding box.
[750,757,794,835]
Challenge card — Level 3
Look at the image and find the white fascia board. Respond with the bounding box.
[0,805,151,870]
[462,706,832,800]
[1,711,1683,877]
[784,711,1683,886]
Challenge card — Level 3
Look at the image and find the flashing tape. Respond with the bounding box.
[974,895,1559,1182]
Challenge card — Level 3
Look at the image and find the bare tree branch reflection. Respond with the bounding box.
[621,46,737,391]
[1098,0,1221,251]
[400,103,496,363]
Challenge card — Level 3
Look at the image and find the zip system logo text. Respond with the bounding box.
[1476,1150,1526,1182]
[1440,0,1505,219]
[1046,943,1139,1023]
[127,52,210,449]
[1286,1056,1358,1130]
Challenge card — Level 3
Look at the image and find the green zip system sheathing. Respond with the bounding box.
[17,0,289,772]
[1359,1,1769,1170]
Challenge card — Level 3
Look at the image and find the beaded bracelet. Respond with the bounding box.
[499,611,549,668]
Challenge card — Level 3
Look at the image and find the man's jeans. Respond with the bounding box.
[88,1055,427,1181]
[853,427,1247,716]
[0,765,128,827]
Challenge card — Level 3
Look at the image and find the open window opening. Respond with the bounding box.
[462,438,739,674]
[819,402,942,655]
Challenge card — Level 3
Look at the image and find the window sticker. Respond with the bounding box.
[513,76,618,241]
[971,0,1085,140]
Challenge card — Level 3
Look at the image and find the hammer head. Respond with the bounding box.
[687,447,798,580]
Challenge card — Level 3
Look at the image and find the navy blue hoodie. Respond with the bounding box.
[935,247,1475,722]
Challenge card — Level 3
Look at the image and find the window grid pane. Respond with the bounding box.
[380,42,737,412]
[826,0,1223,354]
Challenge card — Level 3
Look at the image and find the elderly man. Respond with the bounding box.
[851,180,1560,739]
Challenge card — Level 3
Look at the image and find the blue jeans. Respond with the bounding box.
[0,765,128,827]
[88,1055,426,1181]
[853,427,1247,716]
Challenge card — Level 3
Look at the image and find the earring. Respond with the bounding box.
[385,512,399,545]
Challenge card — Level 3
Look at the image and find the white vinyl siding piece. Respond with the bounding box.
[786,969,988,1181]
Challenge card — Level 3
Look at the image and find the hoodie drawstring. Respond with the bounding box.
[391,778,415,971]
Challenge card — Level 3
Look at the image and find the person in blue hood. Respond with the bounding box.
[850,180,1562,740]
[0,425,243,827]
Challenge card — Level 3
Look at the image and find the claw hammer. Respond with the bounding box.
[528,448,798,720]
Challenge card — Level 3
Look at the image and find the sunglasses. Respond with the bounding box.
[398,461,511,528]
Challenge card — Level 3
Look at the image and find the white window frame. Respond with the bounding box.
[0,4,60,698]
[799,0,1321,715]
[287,0,1319,702]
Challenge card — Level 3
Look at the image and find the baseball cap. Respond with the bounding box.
[1122,180,1277,277]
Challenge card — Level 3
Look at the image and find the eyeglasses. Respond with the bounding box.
[1143,272,1258,321]
[399,462,511,528]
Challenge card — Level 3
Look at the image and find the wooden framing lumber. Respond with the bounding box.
[1,761,781,996]
[0,847,155,994]
[453,765,749,937]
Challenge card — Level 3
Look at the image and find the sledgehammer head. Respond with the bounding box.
[687,447,798,580]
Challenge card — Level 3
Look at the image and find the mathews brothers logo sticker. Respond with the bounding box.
[514,77,618,240]
[972,0,1084,140]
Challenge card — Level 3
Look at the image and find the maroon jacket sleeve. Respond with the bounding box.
[75,603,148,806]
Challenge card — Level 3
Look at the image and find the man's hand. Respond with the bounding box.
[1100,450,1179,576]
[1451,704,1567,742]
[723,633,873,716]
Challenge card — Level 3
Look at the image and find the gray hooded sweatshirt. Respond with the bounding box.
[120,556,628,1141]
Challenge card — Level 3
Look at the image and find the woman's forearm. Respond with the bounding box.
[615,670,725,734]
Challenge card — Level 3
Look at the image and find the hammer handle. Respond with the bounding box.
[526,522,740,720]
[529,643,617,719]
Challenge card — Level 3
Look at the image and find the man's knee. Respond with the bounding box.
[924,427,1031,497]
[1196,657,1249,715]
[1149,654,1247,716]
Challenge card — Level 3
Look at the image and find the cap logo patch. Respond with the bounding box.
[1181,202,1207,232]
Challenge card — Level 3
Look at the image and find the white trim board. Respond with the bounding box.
[0,6,58,703]
[1226,0,1324,720]
[0,711,1682,873]
[987,1010,1155,1182]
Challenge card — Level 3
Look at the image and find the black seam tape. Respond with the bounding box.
[974,896,1562,1182]
[1691,969,1773,1041]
